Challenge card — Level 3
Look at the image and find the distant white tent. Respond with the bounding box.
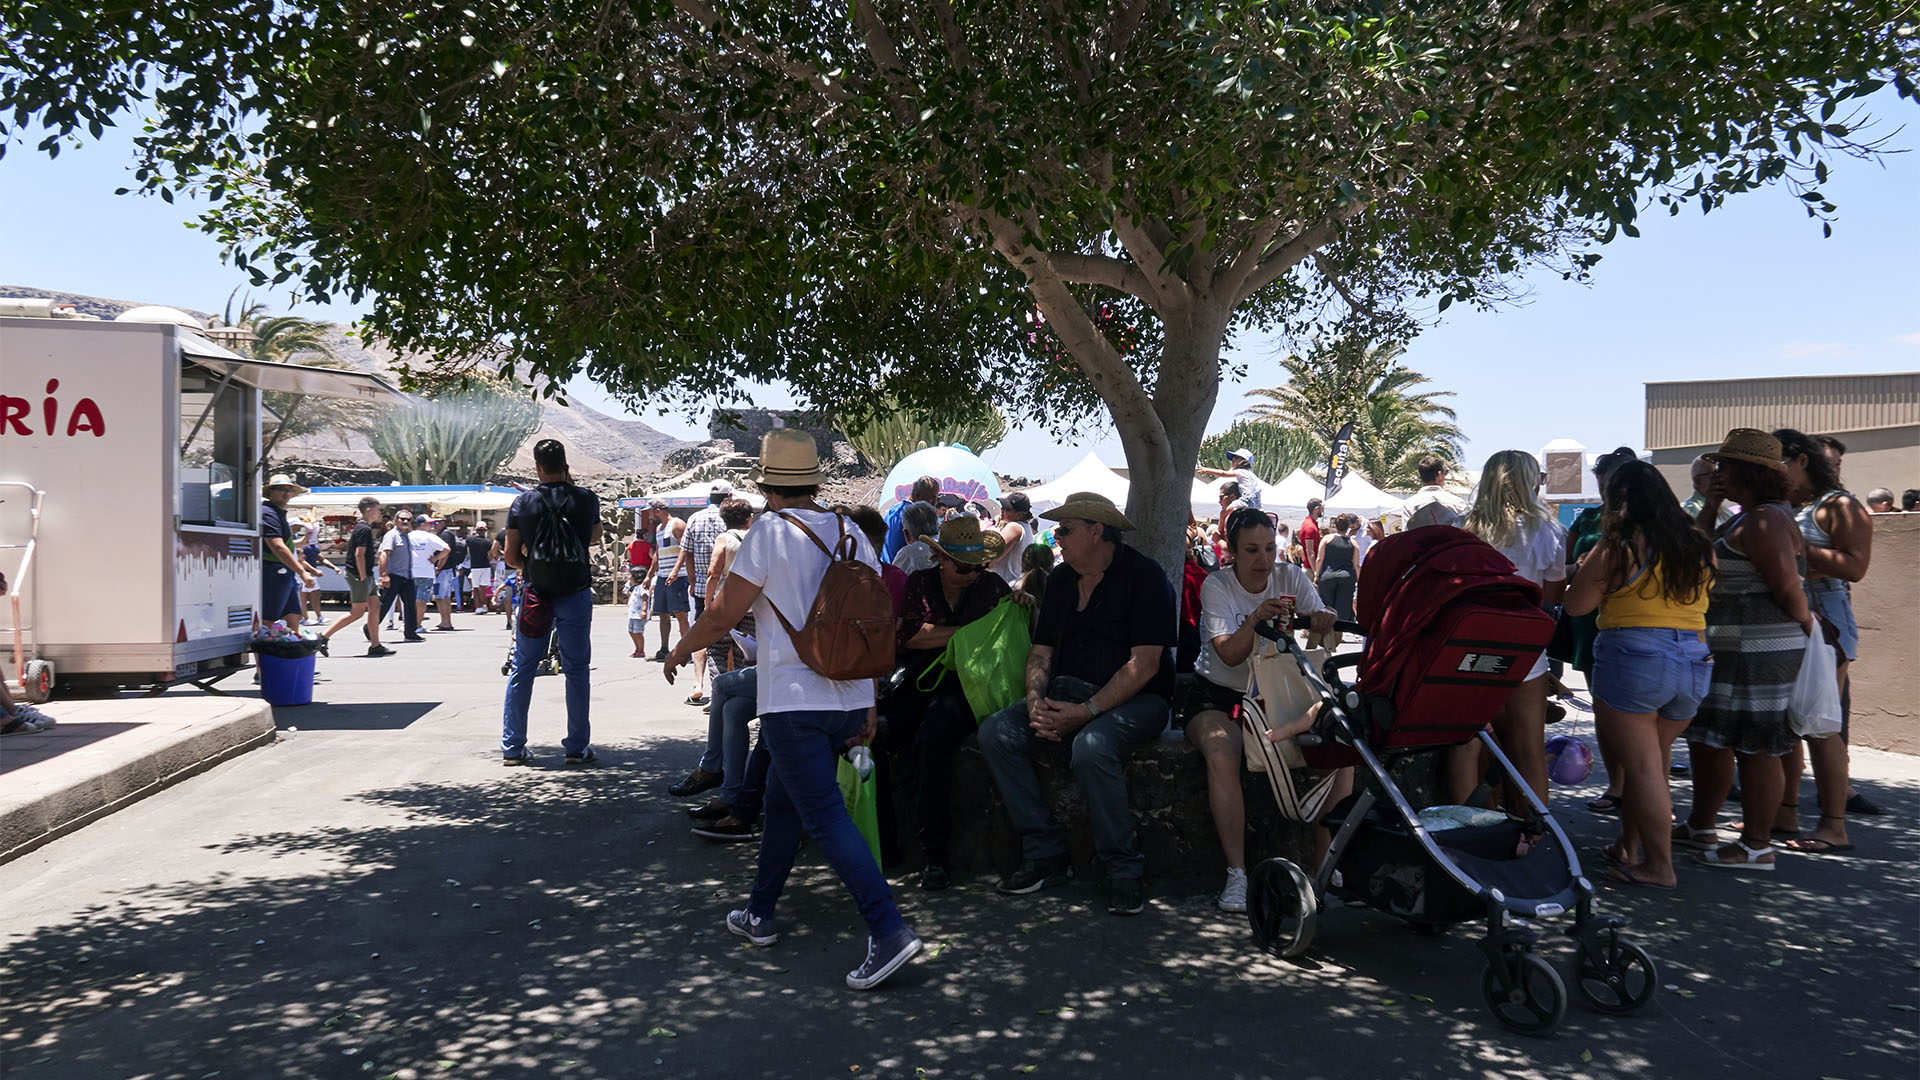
[1188,473,1291,520]
[1022,451,1132,515]
[1259,468,1407,525]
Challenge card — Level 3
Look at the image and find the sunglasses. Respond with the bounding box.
[1054,522,1089,538]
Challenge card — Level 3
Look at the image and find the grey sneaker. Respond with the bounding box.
[846,929,921,990]
[726,909,777,946]
[1217,868,1249,913]
[11,703,54,729]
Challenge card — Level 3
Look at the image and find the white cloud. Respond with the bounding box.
[1892,332,1920,346]
[1778,340,1853,363]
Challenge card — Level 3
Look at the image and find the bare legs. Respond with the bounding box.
[1597,700,1690,886]
[1492,675,1551,805]
[1187,711,1246,870]
[1686,742,1782,866]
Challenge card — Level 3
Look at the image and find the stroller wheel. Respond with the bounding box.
[1248,858,1318,958]
[1480,953,1567,1035]
[501,661,512,676]
[1573,937,1658,1014]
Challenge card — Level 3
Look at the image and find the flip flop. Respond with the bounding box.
[1587,795,1623,814]
[1604,865,1677,890]
[1784,837,1855,855]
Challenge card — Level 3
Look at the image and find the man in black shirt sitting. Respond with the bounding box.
[978,492,1176,916]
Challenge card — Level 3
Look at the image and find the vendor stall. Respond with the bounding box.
[0,316,402,694]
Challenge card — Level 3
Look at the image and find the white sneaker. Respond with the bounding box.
[1218,868,1249,913]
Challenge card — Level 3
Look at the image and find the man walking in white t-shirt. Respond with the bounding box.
[666,428,920,991]
[1399,455,1469,530]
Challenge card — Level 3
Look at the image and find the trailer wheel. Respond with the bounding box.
[22,660,54,704]
[1248,858,1318,958]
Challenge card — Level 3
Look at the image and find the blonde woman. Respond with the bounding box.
[1458,450,1567,804]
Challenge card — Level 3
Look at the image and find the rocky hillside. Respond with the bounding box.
[1,284,691,476]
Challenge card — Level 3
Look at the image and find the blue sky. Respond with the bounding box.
[4,107,1916,482]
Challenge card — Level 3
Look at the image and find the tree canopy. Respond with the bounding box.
[6,0,1913,567]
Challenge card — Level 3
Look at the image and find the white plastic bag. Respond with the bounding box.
[1788,628,1842,738]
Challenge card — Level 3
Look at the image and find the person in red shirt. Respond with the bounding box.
[626,515,657,657]
[1297,498,1324,574]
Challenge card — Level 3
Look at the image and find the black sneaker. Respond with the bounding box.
[1108,876,1147,916]
[366,644,394,658]
[996,857,1072,895]
[688,799,731,822]
[669,768,723,797]
[650,648,670,662]
[1847,791,1887,816]
[403,633,427,643]
[692,817,759,842]
[564,748,598,767]
[919,864,952,891]
[846,929,921,990]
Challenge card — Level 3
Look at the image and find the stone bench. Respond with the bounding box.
[875,731,1319,886]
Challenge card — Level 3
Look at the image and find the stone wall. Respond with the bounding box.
[1851,512,1919,754]
[708,408,837,458]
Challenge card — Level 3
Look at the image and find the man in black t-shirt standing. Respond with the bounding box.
[323,496,392,656]
[978,492,1175,916]
[499,440,603,766]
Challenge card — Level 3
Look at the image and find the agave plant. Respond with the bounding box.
[838,397,1009,468]
[368,374,544,485]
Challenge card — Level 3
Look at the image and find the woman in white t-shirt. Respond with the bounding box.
[1182,507,1342,915]
[1461,450,1568,804]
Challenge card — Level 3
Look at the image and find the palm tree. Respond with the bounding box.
[1240,335,1463,490]
[216,289,375,451]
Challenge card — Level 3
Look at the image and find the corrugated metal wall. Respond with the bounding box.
[1645,373,1920,450]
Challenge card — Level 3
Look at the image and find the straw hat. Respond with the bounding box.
[265,473,310,496]
[1039,491,1135,531]
[1703,428,1787,472]
[921,516,1006,565]
[747,428,826,487]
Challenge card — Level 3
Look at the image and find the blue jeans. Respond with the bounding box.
[706,667,758,804]
[500,587,594,757]
[748,709,906,939]
[977,688,1168,879]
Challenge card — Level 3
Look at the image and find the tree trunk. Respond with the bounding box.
[1117,306,1226,582]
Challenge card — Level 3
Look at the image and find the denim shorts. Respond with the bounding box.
[1592,627,1713,720]
[1808,578,1857,661]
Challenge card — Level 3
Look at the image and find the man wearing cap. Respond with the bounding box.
[977,491,1177,916]
[664,428,922,991]
[323,496,393,657]
[680,479,734,706]
[1198,448,1264,512]
[499,439,602,766]
[260,474,317,628]
[883,475,941,562]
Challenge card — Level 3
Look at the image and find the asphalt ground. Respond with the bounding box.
[2,604,1915,1079]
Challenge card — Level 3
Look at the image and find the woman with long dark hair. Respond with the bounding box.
[1679,429,1814,873]
[1564,461,1715,888]
[1771,428,1870,855]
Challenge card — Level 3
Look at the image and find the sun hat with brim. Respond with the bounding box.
[1038,491,1135,531]
[265,473,309,496]
[747,428,827,487]
[1230,447,1256,465]
[921,516,1007,565]
[1703,428,1787,472]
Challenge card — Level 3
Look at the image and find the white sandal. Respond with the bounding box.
[1696,839,1776,872]
[1671,825,1722,851]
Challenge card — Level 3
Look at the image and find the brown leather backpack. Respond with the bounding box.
[765,511,899,680]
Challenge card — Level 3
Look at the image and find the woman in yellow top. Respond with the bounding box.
[1564,460,1716,889]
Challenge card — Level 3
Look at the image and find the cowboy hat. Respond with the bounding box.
[921,516,1006,565]
[1703,428,1787,472]
[747,428,827,487]
[265,473,310,496]
[1039,491,1135,531]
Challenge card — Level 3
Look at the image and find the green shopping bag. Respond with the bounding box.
[837,748,883,868]
[916,596,1033,723]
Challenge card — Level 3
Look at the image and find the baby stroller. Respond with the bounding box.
[499,572,563,678]
[1245,527,1655,1035]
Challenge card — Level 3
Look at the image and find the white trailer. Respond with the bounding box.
[0,315,401,694]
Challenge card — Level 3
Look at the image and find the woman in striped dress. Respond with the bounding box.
[1679,429,1815,873]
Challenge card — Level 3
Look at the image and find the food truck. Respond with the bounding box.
[0,310,402,694]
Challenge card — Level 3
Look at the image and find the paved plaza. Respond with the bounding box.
[1,605,1914,1079]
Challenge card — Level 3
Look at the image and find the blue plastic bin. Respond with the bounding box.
[258,652,316,706]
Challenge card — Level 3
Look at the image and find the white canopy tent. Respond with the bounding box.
[1021,451,1132,515]
[1188,473,1291,520]
[1255,468,1407,526]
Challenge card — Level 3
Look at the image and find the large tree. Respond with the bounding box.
[5,0,1912,571]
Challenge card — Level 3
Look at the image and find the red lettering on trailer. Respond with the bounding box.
[0,396,28,435]
[66,399,106,437]
[43,380,59,435]
[0,390,107,436]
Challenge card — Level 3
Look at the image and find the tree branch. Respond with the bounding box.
[850,0,921,118]
[1110,208,1192,314]
[928,0,974,74]
[1051,252,1153,300]
[1103,0,1153,65]
[1236,203,1367,301]
[671,0,854,104]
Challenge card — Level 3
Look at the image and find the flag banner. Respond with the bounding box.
[1324,422,1355,501]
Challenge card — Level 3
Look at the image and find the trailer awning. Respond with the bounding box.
[182,346,407,404]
